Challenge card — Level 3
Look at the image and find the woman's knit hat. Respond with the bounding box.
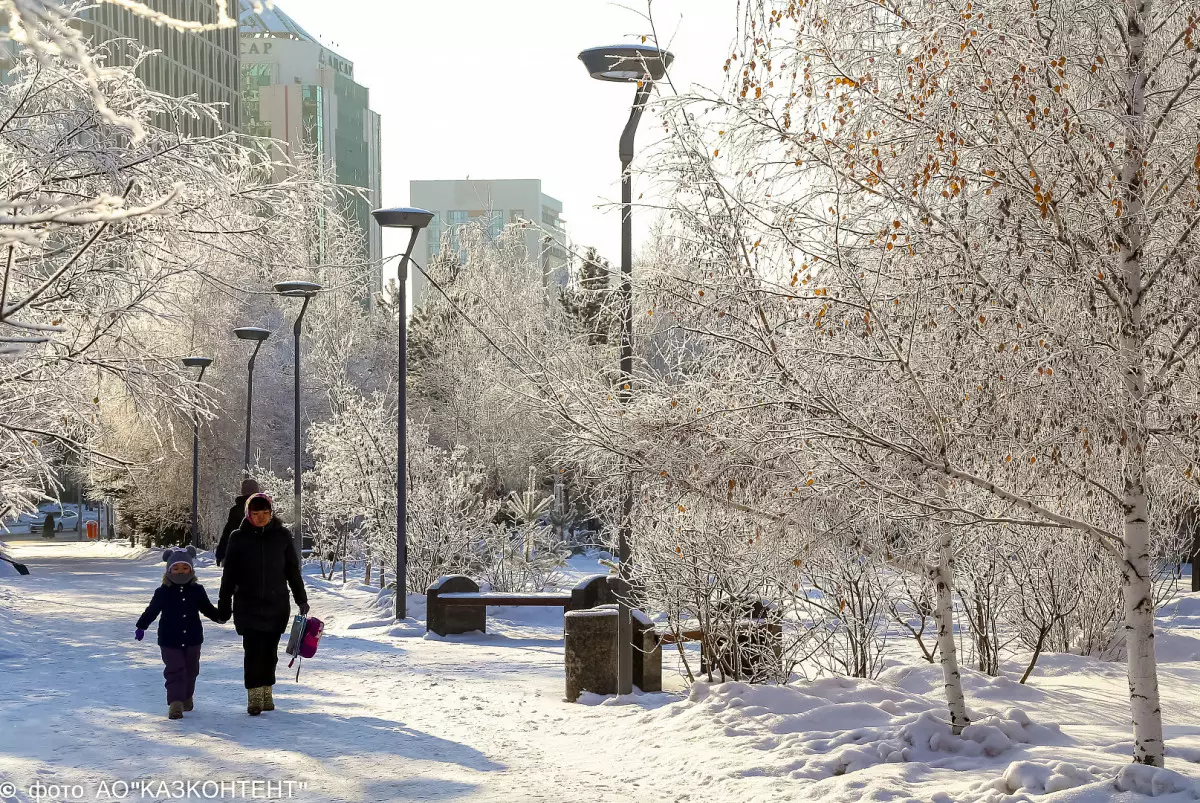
[162,545,197,571]
[244,492,274,519]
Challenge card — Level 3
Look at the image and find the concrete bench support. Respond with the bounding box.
[631,609,662,693]
[426,575,486,636]
[564,608,618,702]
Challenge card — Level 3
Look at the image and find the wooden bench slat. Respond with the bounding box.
[658,628,705,645]
[438,593,572,607]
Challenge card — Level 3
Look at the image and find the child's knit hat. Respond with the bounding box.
[163,545,197,571]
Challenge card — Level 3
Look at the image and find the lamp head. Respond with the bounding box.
[273,280,323,298]
[579,44,674,83]
[372,207,434,230]
[182,356,213,369]
[233,326,271,342]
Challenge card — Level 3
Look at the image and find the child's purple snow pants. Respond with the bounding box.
[160,645,202,704]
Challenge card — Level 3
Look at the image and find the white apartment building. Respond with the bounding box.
[409,179,567,308]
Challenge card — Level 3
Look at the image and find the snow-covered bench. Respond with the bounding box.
[426,574,663,692]
[426,574,618,637]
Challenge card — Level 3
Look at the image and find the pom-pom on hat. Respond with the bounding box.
[162,545,197,570]
[244,492,274,519]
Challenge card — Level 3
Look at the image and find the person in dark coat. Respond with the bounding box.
[135,546,226,719]
[217,493,308,716]
[215,478,260,566]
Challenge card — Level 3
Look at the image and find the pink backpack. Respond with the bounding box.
[285,615,323,680]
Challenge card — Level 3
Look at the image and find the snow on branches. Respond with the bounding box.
[0,29,341,524]
[622,0,1200,768]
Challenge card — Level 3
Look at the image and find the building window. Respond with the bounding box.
[426,216,442,261]
[446,210,469,256]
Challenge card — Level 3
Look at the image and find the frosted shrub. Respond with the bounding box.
[787,534,894,680]
[630,493,825,685]
[472,522,569,593]
[956,530,1018,677]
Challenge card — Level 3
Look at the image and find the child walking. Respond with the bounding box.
[135,546,226,719]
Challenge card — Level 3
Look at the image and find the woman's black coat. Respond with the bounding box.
[217,517,307,636]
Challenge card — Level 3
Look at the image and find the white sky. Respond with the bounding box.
[271,0,738,285]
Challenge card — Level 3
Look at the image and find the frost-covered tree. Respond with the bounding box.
[0,36,320,520]
[405,221,563,491]
[50,30,377,546]
[558,247,618,347]
[622,0,1200,767]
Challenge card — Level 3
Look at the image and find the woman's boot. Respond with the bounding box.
[262,686,275,712]
[168,701,183,720]
[247,687,263,716]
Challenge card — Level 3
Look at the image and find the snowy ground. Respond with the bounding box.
[4,543,1200,802]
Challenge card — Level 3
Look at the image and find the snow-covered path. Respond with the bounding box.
[0,542,692,803]
[8,542,1200,802]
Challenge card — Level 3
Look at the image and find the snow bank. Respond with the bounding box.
[1159,595,1200,621]
[775,707,1057,780]
[86,541,155,560]
[1115,765,1200,798]
[972,760,1104,798]
[643,678,1061,785]
[1152,631,1200,663]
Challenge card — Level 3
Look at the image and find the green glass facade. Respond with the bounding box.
[334,73,371,249]
[238,1,383,285]
[301,84,324,158]
[240,62,273,138]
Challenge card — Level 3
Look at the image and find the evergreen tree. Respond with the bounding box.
[558,247,617,346]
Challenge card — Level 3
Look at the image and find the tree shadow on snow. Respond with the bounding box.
[192,710,505,774]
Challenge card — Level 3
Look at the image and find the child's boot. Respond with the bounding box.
[168,701,183,720]
[183,698,194,712]
[262,686,274,712]
[247,687,262,716]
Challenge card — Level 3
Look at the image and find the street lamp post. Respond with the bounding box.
[233,327,271,475]
[579,43,674,696]
[370,207,434,620]
[182,356,213,547]
[274,280,322,560]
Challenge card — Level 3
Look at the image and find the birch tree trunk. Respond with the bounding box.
[1118,0,1165,768]
[929,522,969,734]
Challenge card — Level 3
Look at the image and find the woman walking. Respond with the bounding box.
[217,493,308,716]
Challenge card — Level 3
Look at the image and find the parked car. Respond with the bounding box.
[31,509,78,535]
